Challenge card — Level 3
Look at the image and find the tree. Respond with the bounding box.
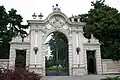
[8,8,28,39]
[0,6,28,58]
[0,6,9,58]
[81,0,120,60]
[0,6,8,34]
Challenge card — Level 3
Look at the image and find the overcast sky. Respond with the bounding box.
[0,0,120,24]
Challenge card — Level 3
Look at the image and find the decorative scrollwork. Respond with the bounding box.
[49,17,65,28]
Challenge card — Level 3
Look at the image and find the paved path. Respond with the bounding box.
[42,75,120,80]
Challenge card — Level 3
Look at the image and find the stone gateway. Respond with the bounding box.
[9,5,103,76]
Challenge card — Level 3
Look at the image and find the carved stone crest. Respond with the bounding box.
[49,17,65,28]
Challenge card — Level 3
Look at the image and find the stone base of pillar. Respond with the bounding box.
[97,70,102,75]
[72,66,86,76]
[29,65,44,76]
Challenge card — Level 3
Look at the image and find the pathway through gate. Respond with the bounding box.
[42,75,119,80]
[45,31,69,76]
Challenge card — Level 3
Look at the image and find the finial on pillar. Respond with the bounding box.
[71,15,75,22]
[52,4,61,12]
[56,4,58,6]
[91,34,94,39]
[32,12,37,19]
[77,18,80,22]
[38,13,43,19]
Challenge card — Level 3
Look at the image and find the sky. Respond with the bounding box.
[0,0,120,24]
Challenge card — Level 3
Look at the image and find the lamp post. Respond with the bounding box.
[33,47,38,55]
[76,47,80,67]
[33,47,38,67]
[76,47,80,55]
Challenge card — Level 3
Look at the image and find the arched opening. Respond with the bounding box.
[45,31,69,76]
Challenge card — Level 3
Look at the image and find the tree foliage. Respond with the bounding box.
[0,6,28,58]
[8,8,28,38]
[81,0,120,60]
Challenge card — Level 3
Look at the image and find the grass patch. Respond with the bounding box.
[101,76,120,80]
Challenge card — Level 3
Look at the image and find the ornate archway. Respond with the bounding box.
[9,4,102,76]
[27,4,87,76]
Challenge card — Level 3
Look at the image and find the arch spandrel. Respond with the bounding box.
[44,12,72,30]
[42,27,70,44]
[42,12,71,43]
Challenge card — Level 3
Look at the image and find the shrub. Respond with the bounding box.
[0,68,42,80]
[101,76,120,80]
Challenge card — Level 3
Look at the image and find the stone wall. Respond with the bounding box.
[0,59,9,69]
[102,59,120,74]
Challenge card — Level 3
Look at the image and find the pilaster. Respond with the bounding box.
[30,30,36,64]
[96,47,102,74]
[9,47,16,69]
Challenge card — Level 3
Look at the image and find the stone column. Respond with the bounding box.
[84,49,88,75]
[76,32,80,64]
[30,30,36,64]
[9,46,16,69]
[78,32,84,66]
[26,48,30,68]
[42,43,46,76]
[36,30,42,65]
[72,29,84,75]
[96,46,102,74]
[68,43,72,75]
[72,31,77,65]
[36,30,44,75]
[29,29,36,72]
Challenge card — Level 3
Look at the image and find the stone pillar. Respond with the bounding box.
[84,49,88,75]
[72,31,77,65]
[42,43,46,76]
[36,30,42,65]
[26,49,30,68]
[29,29,36,73]
[96,46,102,74]
[9,46,16,69]
[30,30,35,65]
[35,30,43,74]
[72,28,86,75]
[29,25,44,75]
[72,31,85,76]
[68,43,72,75]
[78,32,84,66]
[76,32,80,64]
